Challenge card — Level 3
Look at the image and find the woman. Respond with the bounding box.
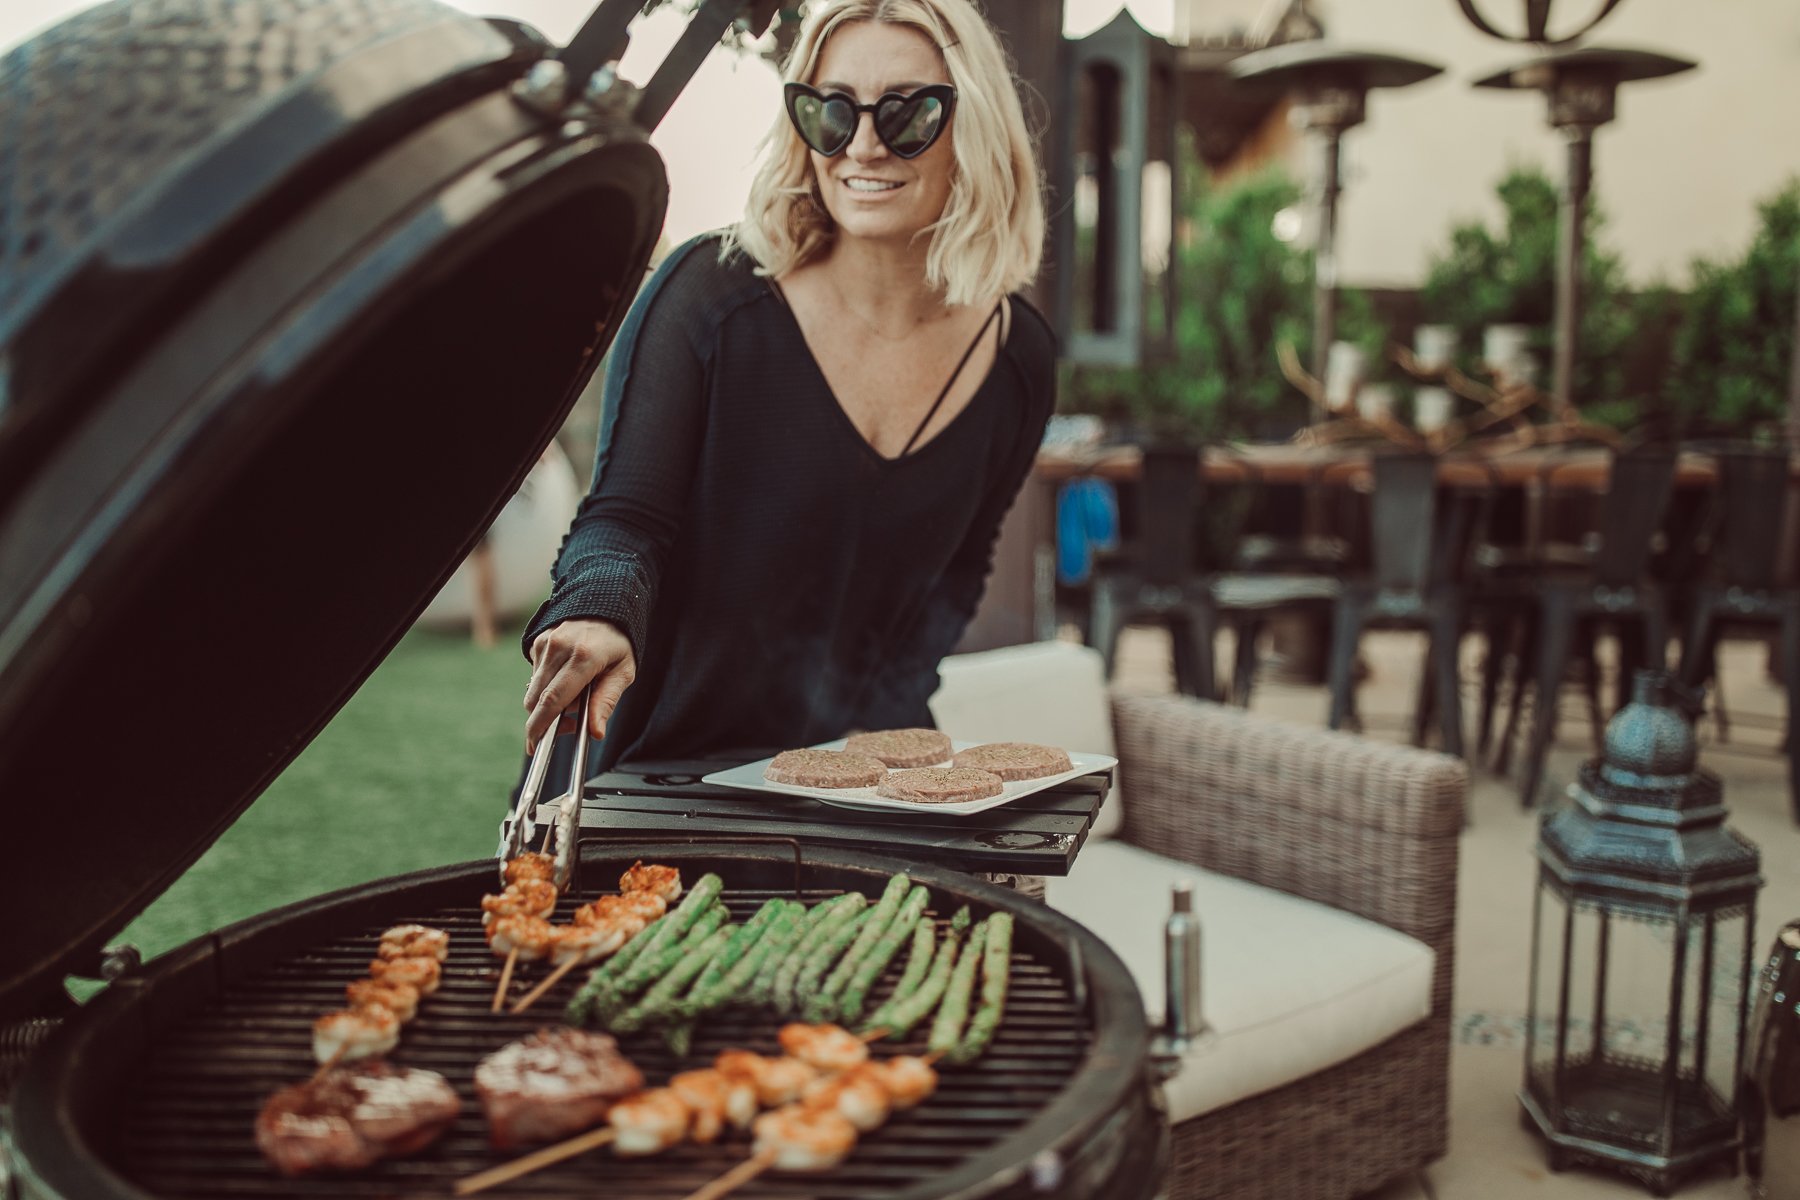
[521,0,1052,769]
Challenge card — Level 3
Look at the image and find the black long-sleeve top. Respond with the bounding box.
[522,232,1056,770]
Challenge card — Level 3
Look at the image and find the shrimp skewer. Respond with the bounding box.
[508,922,631,1015]
[377,924,451,963]
[486,869,560,1011]
[312,1004,400,1074]
[620,861,683,904]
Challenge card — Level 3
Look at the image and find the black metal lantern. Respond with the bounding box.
[1521,671,1764,1195]
[1056,8,1179,369]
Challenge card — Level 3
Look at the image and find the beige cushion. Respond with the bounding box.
[930,641,1124,838]
[1046,838,1435,1124]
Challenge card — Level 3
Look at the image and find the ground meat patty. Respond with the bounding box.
[475,1027,645,1149]
[951,742,1074,782]
[844,728,954,769]
[255,1061,460,1177]
[763,748,887,789]
[876,767,1005,805]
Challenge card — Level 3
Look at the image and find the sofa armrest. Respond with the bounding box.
[1109,690,1464,981]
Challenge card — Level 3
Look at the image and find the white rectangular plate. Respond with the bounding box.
[702,739,1117,817]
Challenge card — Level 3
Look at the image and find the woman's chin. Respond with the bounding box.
[828,209,935,246]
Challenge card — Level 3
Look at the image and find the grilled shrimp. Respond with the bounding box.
[779,1023,869,1074]
[481,879,558,927]
[669,1069,740,1144]
[869,1054,939,1110]
[312,1004,400,1065]
[503,852,556,886]
[487,915,557,962]
[619,861,682,903]
[713,1051,821,1107]
[367,955,442,996]
[801,1065,891,1132]
[751,1104,858,1171]
[344,978,420,1022]
[551,921,628,966]
[376,924,450,963]
[572,891,664,932]
[608,1087,691,1156]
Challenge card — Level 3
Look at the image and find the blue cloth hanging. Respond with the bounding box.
[1056,477,1121,587]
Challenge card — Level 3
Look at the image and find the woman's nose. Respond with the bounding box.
[846,110,889,162]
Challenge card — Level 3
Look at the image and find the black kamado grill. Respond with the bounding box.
[0,0,1168,1196]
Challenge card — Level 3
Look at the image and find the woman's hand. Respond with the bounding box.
[524,619,637,751]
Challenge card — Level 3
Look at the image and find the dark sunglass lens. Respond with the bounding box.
[877,93,944,156]
[793,91,856,155]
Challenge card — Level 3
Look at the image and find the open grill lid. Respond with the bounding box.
[0,0,727,1020]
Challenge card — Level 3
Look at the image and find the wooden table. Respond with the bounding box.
[541,758,1110,877]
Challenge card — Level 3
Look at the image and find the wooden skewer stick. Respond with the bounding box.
[679,1152,777,1200]
[491,949,520,1013]
[452,1126,616,1196]
[309,1046,348,1083]
[509,955,581,1015]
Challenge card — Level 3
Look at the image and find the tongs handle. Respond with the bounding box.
[496,683,593,878]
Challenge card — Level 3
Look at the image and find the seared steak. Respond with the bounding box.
[255,1060,459,1176]
[475,1027,644,1149]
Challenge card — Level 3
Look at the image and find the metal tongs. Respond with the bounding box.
[496,683,590,889]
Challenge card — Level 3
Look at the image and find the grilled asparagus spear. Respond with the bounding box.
[675,897,785,1015]
[807,874,912,1023]
[927,920,990,1057]
[614,873,724,993]
[862,906,970,1037]
[567,911,666,1024]
[948,912,1013,1063]
[699,900,805,1015]
[791,909,871,1017]
[836,885,930,1024]
[595,902,726,1023]
[745,894,838,1007]
[775,893,867,1014]
[612,923,735,1033]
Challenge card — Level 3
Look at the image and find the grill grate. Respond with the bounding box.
[115,886,1092,1198]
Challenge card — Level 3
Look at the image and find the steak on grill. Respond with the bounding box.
[254,1060,460,1177]
[764,749,887,788]
[951,742,1074,782]
[475,1027,645,1149]
[844,728,954,768]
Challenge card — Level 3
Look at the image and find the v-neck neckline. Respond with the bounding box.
[766,281,1006,466]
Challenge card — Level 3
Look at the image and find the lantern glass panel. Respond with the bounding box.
[1526,879,1569,1100]
[1699,906,1750,1117]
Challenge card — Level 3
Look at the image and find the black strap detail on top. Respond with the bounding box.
[900,301,1003,458]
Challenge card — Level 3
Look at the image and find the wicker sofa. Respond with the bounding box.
[932,643,1466,1200]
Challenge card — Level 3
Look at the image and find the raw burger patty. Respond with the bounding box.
[876,767,1005,805]
[764,749,887,788]
[951,742,1073,782]
[844,728,954,768]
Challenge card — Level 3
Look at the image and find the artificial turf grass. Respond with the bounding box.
[112,624,534,967]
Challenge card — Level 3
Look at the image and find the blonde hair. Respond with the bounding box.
[725,0,1045,306]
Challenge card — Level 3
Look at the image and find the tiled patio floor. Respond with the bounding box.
[1107,625,1797,1200]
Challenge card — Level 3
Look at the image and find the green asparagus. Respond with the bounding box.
[601,901,726,1023]
[838,885,930,1023]
[949,912,1013,1064]
[566,911,666,1024]
[676,898,784,1013]
[752,892,859,1008]
[793,909,872,1018]
[775,893,867,1014]
[928,920,990,1057]
[614,873,724,992]
[808,875,912,1023]
[612,923,735,1033]
[681,900,802,1018]
[862,906,971,1037]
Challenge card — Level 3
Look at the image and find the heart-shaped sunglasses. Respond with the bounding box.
[783,81,957,160]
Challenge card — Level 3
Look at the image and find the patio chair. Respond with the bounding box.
[1514,448,1677,804]
[1676,444,1800,818]
[1325,453,1468,757]
[930,641,1465,1200]
[1089,445,1219,699]
[1743,920,1800,1190]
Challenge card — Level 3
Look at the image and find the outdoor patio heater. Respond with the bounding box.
[1521,671,1763,1195]
[1472,46,1695,415]
[1227,41,1442,420]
